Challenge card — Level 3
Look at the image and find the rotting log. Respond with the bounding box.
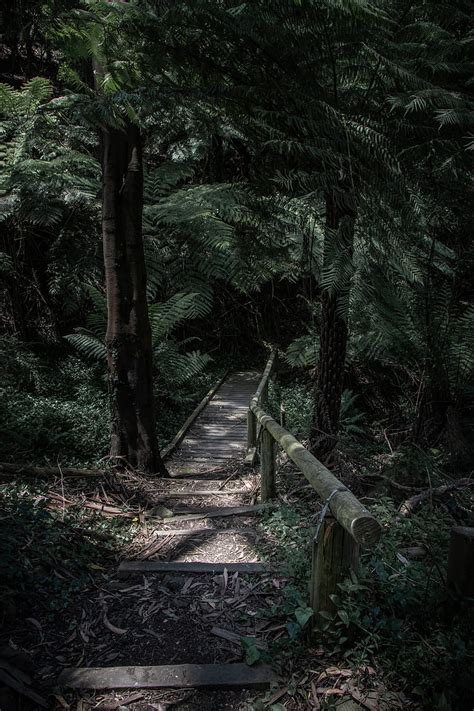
[250,404,381,546]
[310,516,359,615]
[399,479,473,517]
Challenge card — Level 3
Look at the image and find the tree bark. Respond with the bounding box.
[101,121,167,475]
[309,190,355,460]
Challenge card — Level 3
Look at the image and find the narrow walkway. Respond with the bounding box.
[168,371,260,473]
[59,370,282,709]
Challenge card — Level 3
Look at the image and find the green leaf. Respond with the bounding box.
[338,609,350,625]
[295,606,313,628]
[318,610,334,620]
[241,637,261,666]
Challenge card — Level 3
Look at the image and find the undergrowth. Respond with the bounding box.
[0,337,225,466]
[257,377,473,709]
[0,480,133,620]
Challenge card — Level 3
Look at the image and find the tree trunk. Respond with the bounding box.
[101,121,167,475]
[309,190,355,460]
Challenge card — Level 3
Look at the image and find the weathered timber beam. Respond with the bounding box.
[118,561,272,575]
[58,663,278,690]
[250,404,381,546]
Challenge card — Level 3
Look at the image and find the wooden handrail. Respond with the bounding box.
[247,351,382,618]
[250,349,277,408]
[251,403,381,546]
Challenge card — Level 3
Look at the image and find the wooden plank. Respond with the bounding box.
[245,447,258,466]
[173,458,238,464]
[57,663,277,690]
[210,627,267,650]
[310,516,359,616]
[160,370,230,461]
[170,471,231,480]
[177,450,242,458]
[118,561,272,575]
[261,428,276,501]
[151,527,258,537]
[154,489,249,498]
[157,503,274,522]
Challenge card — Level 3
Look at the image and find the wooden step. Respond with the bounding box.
[151,527,258,537]
[154,488,250,498]
[169,471,231,480]
[58,662,277,690]
[118,561,272,576]
[154,503,273,522]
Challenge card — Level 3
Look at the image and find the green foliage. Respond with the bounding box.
[339,390,365,439]
[269,381,313,439]
[0,479,132,613]
[319,498,474,706]
[0,341,109,466]
[65,286,213,388]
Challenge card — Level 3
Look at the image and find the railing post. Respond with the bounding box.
[310,516,359,616]
[247,408,257,450]
[260,428,276,501]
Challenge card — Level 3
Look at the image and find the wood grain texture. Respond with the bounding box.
[118,561,272,575]
[167,371,260,469]
[58,663,278,690]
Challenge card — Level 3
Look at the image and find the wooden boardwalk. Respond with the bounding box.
[168,371,260,470]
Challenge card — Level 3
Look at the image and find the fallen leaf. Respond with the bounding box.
[316,687,344,696]
[26,617,42,631]
[103,613,128,635]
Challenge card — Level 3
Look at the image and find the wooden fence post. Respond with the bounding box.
[447,526,474,600]
[247,408,257,450]
[260,428,276,501]
[310,516,359,616]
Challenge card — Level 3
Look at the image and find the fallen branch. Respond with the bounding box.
[361,472,417,492]
[0,462,105,478]
[399,478,473,517]
[46,491,136,518]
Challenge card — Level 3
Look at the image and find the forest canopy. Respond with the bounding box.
[0,1,473,710]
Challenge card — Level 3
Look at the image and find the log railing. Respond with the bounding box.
[247,350,382,618]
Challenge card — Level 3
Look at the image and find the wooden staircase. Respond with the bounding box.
[58,371,278,697]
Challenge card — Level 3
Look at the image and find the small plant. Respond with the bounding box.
[314,498,474,708]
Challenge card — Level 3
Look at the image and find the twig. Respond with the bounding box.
[58,460,65,522]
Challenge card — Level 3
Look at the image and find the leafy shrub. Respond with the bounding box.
[269,380,313,439]
[322,498,474,708]
[0,345,109,466]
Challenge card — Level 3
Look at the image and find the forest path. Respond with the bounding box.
[166,371,261,474]
[58,371,284,710]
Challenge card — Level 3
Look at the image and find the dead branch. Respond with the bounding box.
[399,478,473,517]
